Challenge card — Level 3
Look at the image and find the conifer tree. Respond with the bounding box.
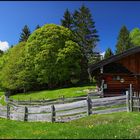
[115,25,132,54]
[19,25,31,42]
[104,48,114,59]
[71,5,100,82]
[72,5,99,63]
[61,9,73,30]
[35,24,41,30]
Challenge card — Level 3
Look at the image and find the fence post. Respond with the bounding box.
[18,98,19,105]
[126,91,130,112]
[129,84,133,112]
[30,98,31,104]
[100,80,104,98]
[51,105,55,122]
[24,106,28,121]
[7,103,10,119]
[87,95,92,115]
[62,95,64,104]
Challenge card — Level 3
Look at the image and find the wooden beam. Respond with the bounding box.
[100,67,103,74]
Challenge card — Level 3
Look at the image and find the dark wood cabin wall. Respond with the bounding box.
[117,52,140,74]
[104,74,137,91]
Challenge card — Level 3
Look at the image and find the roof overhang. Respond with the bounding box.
[88,46,140,74]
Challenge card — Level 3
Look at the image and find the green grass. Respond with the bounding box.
[0,112,140,139]
[11,85,95,100]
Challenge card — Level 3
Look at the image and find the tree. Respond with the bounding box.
[130,28,140,46]
[35,24,41,30]
[61,9,73,30]
[19,25,31,42]
[115,25,132,54]
[0,42,29,93]
[0,24,83,93]
[25,24,82,89]
[71,5,99,82]
[104,48,114,59]
[72,5,99,62]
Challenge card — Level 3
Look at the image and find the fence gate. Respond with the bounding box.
[128,84,140,112]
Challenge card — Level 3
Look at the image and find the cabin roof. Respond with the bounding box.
[88,46,140,74]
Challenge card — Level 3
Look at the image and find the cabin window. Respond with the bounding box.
[103,84,107,89]
[113,76,120,81]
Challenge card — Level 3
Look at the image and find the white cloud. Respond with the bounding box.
[100,51,105,57]
[0,41,10,51]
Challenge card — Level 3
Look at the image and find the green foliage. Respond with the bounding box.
[115,25,132,54]
[0,112,140,139]
[0,94,6,106]
[72,5,99,61]
[104,48,114,59]
[0,42,27,92]
[61,9,73,30]
[0,24,83,93]
[0,50,3,57]
[19,25,31,42]
[25,24,82,89]
[88,52,101,65]
[130,28,140,46]
[61,5,100,83]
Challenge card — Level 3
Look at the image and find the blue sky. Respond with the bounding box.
[0,1,140,53]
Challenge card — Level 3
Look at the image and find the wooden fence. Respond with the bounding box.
[127,84,140,112]
[0,93,128,122]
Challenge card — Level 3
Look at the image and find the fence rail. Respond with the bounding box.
[0,92,128,122]
[8,92,101,106]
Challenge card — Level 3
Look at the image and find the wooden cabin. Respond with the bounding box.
[88,47,140,97]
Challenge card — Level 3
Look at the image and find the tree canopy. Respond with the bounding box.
[0,24,83,93]
[130,28,140,46]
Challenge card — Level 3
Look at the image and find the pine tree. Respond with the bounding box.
[19,25,31,42]
[104,48,114,59]
[35,25,41,30]
[70,5,99,82]
[115,25,132,54]
[72,5,99,63]
[61,9,73,30]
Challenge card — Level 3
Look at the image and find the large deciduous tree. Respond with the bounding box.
[25,24,82,89]
[0,42,28,94]
[19,25,31,42]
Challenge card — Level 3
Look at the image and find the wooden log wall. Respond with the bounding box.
[118,52,140,74]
